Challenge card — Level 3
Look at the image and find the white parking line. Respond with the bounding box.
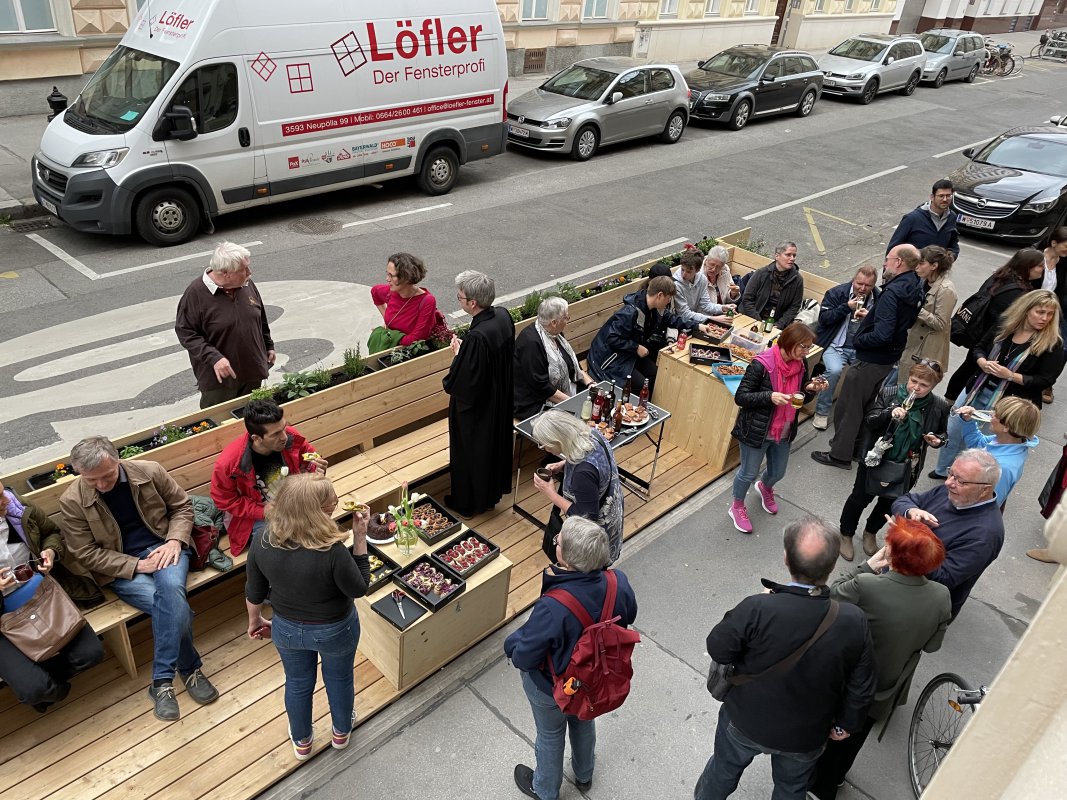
[448,238,690,320]
[25,233,98,280]
[341,203,452,228]
[742,166,908,221]
[98,241,263,277]
[932,139,991,159]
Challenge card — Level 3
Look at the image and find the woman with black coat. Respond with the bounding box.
[728,323,824,534]
[1033,226,1067,402]
[513,297,594,421]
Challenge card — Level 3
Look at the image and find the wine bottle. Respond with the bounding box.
[591,390,603,423]
[763,308,775,334]
[613,402,623,432]
[639,379,650,409]
[621,375,633,404]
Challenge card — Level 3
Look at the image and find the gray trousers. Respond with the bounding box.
[199,382,262,410]
[829,360,893,462]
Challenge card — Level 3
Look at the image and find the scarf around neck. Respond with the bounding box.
[536,320,580,397]
[755,345,803,442]
[886,385,930,463]
[967,336,1032,410]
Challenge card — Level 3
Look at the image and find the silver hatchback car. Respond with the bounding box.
[919,29,985,86]
[506,57,690,161]
[818,33,926,104]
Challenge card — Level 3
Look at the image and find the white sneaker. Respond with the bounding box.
[812,414,828,431]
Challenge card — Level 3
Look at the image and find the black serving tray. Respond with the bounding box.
[410,495,463,544]
[692,324,731,344]
[370,590,426,631]
[431,530,500,579]
[392,555,466,612]
[366,544,400,590]
[688,344,732,367]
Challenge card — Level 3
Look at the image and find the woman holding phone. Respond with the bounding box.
[245,473,370,760]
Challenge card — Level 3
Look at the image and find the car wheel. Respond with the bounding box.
[899,71,920,96]
[135,186,199,247]
[859,79,878,105]
[571,125,599,161]
[933,68,948,88]
[728,99,752,131]
[416,146,458,195]
[660,110,686,143]
[964,63,980,83]
[796,90,817,118]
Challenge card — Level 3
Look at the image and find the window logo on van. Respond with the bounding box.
[364,19,484,61]
[332,32,369,77]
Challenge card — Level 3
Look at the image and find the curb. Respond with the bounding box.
[0,198,43,221]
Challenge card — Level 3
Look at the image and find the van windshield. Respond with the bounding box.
[828,39,888,62]
[67,46,178,134]
[541,65,615,101]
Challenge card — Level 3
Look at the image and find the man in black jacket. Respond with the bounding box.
[812,244,924,469]
[739,242,805,329]
[695,517,876,800]
[886,180,960,258]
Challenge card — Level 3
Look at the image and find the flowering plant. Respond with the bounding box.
[50,463,74,481]
[388,482,423,553]
[151,423,189,447]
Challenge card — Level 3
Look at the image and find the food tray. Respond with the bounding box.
[431,530,500,578]
[688,344,732,367]
[410,495,463,544]
[392,555,466,612]
[692,324,731,344]
[366,544,400,590]
[712,363,747,396]
[370,591,426,631]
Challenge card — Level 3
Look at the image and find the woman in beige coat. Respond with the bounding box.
[900,245,957,372]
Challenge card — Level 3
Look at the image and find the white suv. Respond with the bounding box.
[818,33,926,104]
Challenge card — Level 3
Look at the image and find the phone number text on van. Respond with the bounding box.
[374,58,486,84]
[281,93,495,137]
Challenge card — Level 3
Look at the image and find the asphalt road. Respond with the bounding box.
[1,55,1065,472]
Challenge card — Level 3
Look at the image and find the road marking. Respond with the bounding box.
[0,271,17,279]
[803,207,860,269]
[960,240,1014,259]
[742,166,908,221]
[448,238,689,320]
[95,242,263,278]
[932,139,991,159]
[341,203,452,228]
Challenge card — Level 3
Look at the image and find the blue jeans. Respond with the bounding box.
[271,609,360,743]
[934,386,996,475]
[109,542,201,683]
[734,439,792,502]
[816,345,856,417]
[521,670,595,800]
[695,706,824,800]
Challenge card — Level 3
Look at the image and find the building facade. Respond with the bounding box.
[891,0,1045,34]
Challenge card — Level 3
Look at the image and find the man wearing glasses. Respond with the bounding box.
[886,179,960,258]
[812,245,925,469]
[891,449,1004,619]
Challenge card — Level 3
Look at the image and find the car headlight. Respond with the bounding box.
[1023,198,1058,213]
[72,148,129,168]
[845,73,866,81]
[544,117,572,129]
[704,93,731,104]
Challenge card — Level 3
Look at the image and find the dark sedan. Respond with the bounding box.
[948,126,1067,242]
[685,45,823,131]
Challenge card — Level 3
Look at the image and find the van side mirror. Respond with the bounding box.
[153,105,198,142]
[606,91,623,105]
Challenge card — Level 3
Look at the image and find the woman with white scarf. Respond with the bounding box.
[514,297,594,420]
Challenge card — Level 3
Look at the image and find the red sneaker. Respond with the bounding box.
[755,481,778,514]
[728,500,753,534]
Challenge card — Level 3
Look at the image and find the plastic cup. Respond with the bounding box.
[790,393,805,409]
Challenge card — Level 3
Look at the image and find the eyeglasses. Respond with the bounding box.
[552,534,561,548]
[945,470,991,487]
[456,294,468,303]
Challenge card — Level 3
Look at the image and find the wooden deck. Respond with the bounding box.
[0,440,720,799]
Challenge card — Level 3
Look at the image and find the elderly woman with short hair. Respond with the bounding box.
[513,297,595,420]
[703,245,741,307]
[531,410,624,563]
[504,516,639,800]
[368,252,442,350]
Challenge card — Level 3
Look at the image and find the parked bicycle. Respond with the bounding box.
[982,39,1020,76]
[1032,28,1067,60]
[907,672,989,797]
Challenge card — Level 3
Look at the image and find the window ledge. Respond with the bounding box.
[0,32,123,51]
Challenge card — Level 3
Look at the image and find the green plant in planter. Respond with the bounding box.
[694,235,718,255]
[343,346,366,379]
[508,306,523,323]
[119,445,145,459]
[519,290,545,321]
[388,340,430,365]
[248,386,276,401]
[452,323,470,339]
[555,282,582,304]
[280,371,318,400]
[309,364,333,390]
[152,423,189,447]
[736,236,771,258]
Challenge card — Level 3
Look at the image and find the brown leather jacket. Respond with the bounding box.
[59,460,193,585]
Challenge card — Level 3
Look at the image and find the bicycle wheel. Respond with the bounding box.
[1031,43,1043,56]
[996,55,1015,76]
[981,58,996,74]
[1010,55,1024,75]
[908,673,975,798]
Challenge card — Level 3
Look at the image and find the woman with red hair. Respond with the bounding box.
[808,516,953,799]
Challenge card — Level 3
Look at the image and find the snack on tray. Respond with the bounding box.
[411,503,453,532]
[728,343,756,362]
[620,403,649,424]
[704,324,729,339]
[440,536,494,572]
[717,364,746,376]
[369,554,384,572]
[404,562,458,596]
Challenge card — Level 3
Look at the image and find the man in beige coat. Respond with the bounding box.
[60,436,218,721]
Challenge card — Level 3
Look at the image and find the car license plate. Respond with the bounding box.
[958,214,994,230]
[40,197,58,215]
[824,79,836,87]
[508,124,529,138]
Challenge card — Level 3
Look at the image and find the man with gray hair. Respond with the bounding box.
[696,516,875,800]
[443,270,515,518]
[739,241,804,329]
[893,449,1005,618]
[176,241,275,408]
[59,436,218,721]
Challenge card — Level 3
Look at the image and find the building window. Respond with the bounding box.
[0,0,56,32]
[522,0,549,20]
[744,0,759,13]
[814,0,826,11]
[870,0,880,9]
[584,0,609,17]
[844,0,855,10]
[706,0,721,13]
[660,0,678,16]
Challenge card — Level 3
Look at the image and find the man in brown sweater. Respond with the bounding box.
[175,241,275,408]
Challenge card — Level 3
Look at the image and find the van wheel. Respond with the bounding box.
[933,68,948,88]
[899,71,920,96]
[135,186,199,247]
[660,110,686,143]
[859,79,878,105]
[571,125,599,160]
[416,147,458,195]
[964,63,980,83]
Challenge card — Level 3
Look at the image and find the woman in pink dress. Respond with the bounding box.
[369,253,440,347]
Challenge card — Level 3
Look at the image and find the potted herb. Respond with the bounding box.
[342,346,366,380]
[119,445,145,459]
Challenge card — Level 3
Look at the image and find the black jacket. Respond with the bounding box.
[707,581,876,752]
[887,203,960,257]
[740,263,805,329]
[970,329,1065,408]
[854,271,925,364]
[815,281,879,349]
[731,359,814,448]
[589,289,695,385]
[513,324,581,420]
[862,387,952,488]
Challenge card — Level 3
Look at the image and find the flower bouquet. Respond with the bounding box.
[388,482,422,555]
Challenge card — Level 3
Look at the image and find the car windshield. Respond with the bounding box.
[699,52,766,79]
[976,136,1067,178]
[828,39,888,62]
[68,46,179,133]
[541,65,616,101]
[921,34,955,54]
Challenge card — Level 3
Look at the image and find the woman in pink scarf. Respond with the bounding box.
[728,323,823,533]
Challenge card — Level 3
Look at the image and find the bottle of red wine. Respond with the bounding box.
[621,375,633,404]
[639,379,650,409]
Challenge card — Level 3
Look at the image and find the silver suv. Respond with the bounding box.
[818,33,926,104]
[506,58,690,161]
[920,29,985,86]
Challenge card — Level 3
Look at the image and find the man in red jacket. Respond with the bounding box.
[211,399,326,555]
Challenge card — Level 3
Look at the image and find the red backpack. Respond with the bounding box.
[543,570,641,721]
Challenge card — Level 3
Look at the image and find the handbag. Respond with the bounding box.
[367,325,405,354]
[542,506,565,562]
[864,458,911,499]
[707,600,839,701]
[1,575,87,662]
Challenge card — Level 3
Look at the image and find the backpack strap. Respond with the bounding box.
[598,570,618,624]
[544,588,595,629]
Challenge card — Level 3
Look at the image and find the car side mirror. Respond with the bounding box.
[884,56,895,65]
[153,105,198,142]
[962,147,975,158]
[1050,116,1063,125]
[697,59,707,69]
[760,74,776,83]
[606,91,623,105]
[955,48,965,55]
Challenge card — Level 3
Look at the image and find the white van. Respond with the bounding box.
[31,0,507,246]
